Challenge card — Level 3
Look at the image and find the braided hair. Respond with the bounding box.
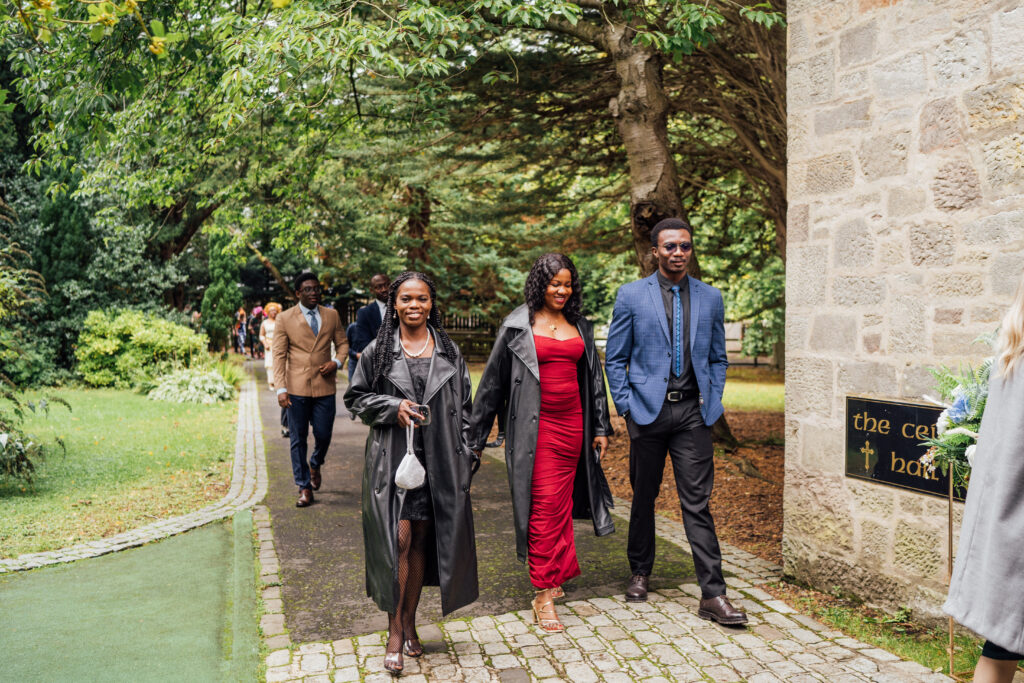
[524,253,583,325]
[370,271,459,389]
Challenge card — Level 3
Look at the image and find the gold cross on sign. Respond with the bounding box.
[860,440,875,471]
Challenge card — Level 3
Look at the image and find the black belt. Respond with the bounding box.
[666,390,697,402]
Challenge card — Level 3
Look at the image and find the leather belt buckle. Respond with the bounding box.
[666,391,684,402]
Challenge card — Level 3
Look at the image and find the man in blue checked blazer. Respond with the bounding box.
[605,217,746,626]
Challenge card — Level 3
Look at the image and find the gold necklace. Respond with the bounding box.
[539,314,558,335]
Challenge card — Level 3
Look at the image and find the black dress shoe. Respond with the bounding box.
[281,428,290,438]
[698,595,748,625]
[310,466,321,491]
[296,488,314,507]
[625,574,649,603]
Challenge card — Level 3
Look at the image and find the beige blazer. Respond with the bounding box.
[272,305,349,397]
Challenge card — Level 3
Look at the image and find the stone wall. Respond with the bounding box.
[784,0,1024,620]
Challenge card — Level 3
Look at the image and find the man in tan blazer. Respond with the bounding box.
[273,272,349,507]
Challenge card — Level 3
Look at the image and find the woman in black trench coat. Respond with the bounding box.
[344,272,479,675]
[468,253,615,632]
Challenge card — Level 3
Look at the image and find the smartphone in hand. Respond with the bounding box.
[411,404,431,426]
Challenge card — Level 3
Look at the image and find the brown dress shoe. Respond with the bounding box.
[698,595,748,625]
[625,574,649,603]
[310,466,321,491]
[296,488,314,507]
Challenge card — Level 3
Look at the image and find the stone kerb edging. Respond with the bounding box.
[0,376,267,574]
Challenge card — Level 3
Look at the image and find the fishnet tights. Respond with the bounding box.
[386,519,431,655]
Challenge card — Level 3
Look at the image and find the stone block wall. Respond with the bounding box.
[785,0,1024,620]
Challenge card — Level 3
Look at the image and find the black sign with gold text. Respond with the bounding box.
[845,396,963,501]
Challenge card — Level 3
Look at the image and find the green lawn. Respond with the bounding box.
[468,363,783,413]
[722,366,784,412]
[1,388,237,557]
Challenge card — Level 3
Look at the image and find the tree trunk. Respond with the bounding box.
[606,29,683,277]
[405,184,431,270]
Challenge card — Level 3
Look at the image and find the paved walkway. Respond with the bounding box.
[254,372,953,682]
[0,377,267,573]
[256,367,697,643]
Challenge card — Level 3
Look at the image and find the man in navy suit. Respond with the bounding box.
[350,273,390,367]
[605,217,746,625]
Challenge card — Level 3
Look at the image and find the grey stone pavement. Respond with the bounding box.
[256,493,952,683]
[0,377,267,574]
[254,381,953,682]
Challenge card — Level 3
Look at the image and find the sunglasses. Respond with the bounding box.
[660,241,693,253]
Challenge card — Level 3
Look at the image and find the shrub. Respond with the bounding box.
[147,369,235,404]
[76,310,208,388]
[212,359,244,390]
[0,395,68,484]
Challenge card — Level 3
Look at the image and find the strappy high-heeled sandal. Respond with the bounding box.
[550,586,564,599]
[531,591,564,633]
[403,637,423,657]
[384,650,403,675]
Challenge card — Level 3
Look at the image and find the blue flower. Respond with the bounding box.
[947,390,970,423]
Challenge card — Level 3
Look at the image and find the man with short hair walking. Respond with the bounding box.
[605,217,746,626]
[273,272,349,508]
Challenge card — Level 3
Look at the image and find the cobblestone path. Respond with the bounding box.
[258,456,953,683]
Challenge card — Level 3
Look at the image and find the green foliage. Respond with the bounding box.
[0,394,69,484]
[691,178,784,357]
[148,368,235,404]
[212,359,244,390]
[201,232,242,350]
[919,351,995,494]
[75,310,208,388]
[0,235,45,321]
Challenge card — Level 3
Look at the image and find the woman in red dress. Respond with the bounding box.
[470,253,615,632]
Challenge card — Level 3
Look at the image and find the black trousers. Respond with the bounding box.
[626,397,726,598]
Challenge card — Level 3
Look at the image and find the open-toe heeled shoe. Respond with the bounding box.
[550,586,564,599]
[531,592,564,633]
[384,650,404,675]
[403,638,423,657]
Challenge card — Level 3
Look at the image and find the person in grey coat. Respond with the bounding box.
[468,253,615,632]
[344,272,479,675]
[945,275,1024,683]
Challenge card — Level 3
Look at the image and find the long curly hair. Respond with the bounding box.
[524,253,582,325]
[371,271,459,389]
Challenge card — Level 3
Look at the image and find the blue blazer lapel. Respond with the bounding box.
[689,279,701,350]
[645,275,671,343]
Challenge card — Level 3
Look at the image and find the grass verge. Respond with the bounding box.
[764,581,992,678]
[1,387,236,557]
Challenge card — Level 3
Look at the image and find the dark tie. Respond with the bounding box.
[307,310,319,336]
[671,285,681,377]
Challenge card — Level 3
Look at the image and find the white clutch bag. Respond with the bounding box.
[395,422,426,490]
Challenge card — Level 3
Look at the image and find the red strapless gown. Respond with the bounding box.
[528,334,584,589]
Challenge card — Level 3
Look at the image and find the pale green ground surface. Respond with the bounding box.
[0,512,260,682]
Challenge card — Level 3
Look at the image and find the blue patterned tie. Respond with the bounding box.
[671,285,681,376]
[307,310,319,336]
